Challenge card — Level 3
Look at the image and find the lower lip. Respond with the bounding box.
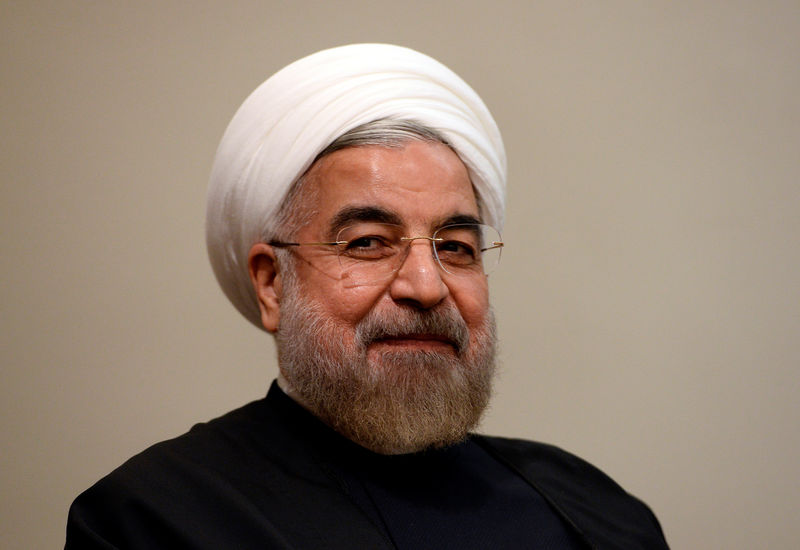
[370,338,456,352]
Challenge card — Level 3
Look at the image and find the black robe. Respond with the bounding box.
[66,382,668,549]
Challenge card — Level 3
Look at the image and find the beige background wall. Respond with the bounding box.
[2,2,798,548]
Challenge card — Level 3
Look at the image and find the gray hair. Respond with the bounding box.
[315,118,450,160]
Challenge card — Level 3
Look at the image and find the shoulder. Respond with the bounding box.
[473,435,670,549]
[65,398,304,548]
[66,394,384,549]
[473,435,620,486]
[90,397,286,489]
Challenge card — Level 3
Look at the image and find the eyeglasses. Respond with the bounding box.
[269,222,503,286]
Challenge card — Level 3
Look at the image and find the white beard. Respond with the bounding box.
[275,269,497,455]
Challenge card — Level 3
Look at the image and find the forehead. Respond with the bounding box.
[302,141,480,234]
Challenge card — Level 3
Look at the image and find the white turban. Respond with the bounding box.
[206,43,506,329]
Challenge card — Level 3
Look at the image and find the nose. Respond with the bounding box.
[388,239,449,309]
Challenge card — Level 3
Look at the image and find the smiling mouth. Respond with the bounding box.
[370,334,458,352]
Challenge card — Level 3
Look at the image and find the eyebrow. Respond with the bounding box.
[327,206,403,235]
[326,206,484,237]
[441,213,483,227]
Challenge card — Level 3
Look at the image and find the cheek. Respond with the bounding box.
[315,283,387,325]
[291,256,385,324]
[451,279,490,328]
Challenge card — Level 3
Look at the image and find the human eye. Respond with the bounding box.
[339,224,399,260]
[435,238,478,265]
[434,224,484,267]
[345,235,389,252]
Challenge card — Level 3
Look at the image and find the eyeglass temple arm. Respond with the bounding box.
[267,240,347,248]
[481,242,504,252]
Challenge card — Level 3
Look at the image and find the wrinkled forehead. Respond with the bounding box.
[298,141,481,236]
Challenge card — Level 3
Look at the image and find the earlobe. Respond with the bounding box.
[248,243,281,333]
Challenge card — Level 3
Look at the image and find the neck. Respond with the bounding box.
[276,374,309,408]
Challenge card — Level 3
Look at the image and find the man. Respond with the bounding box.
[66,44,669,549]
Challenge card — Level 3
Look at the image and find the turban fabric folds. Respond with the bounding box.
[206,43,506,329]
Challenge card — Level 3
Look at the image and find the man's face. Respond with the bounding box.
[263,140,496,454]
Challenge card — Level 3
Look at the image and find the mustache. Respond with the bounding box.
[355,305,470,353]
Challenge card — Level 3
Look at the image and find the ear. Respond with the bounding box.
[248,243,282,333]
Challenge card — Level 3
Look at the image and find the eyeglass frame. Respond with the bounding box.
[267,222,503,281]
